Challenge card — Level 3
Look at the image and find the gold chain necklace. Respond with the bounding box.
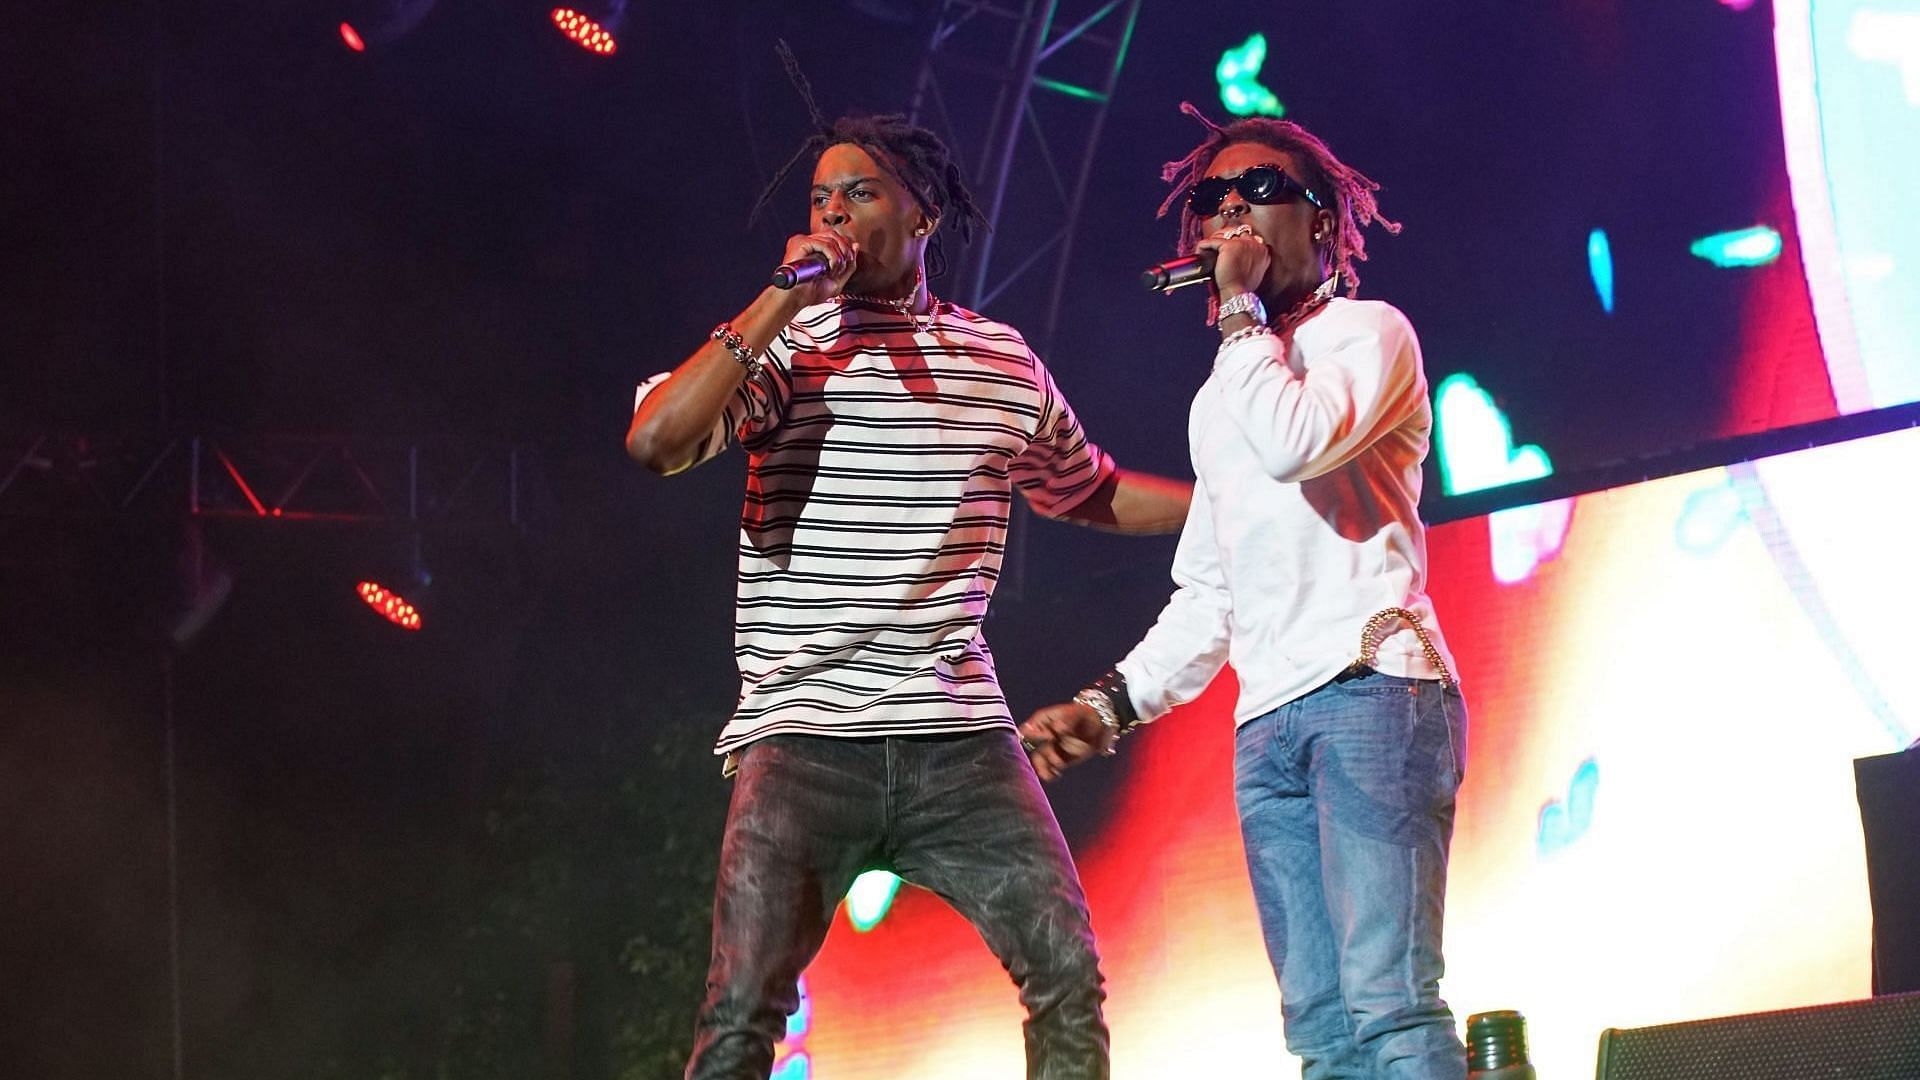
[1273,273,1340,333]
[1352,606,1455,688]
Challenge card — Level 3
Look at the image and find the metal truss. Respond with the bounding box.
[908,0,1144,348]
[0,431,527,528]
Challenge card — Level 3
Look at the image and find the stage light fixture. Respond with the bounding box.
[550,4,623,55]
[335,0,439,52]
[356,580,424,631]
[356,534,431,631]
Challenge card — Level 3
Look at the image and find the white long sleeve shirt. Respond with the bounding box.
[1116,296,1454,727]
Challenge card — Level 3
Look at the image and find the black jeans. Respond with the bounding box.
[684,730,1110,1079]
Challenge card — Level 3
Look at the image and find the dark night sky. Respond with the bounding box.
[5,0,1814,474]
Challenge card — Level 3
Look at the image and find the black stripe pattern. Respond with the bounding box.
[638,301,1114,754]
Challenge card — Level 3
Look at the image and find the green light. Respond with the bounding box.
[1216,33,1285,118]
[1689,225,1783,268]
[1035,76,1106,102]
[845,870,902,932]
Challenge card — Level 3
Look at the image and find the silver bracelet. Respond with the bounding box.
[710,322,763,380]
[1073,689,1123,756]
[1216,290,1267,326]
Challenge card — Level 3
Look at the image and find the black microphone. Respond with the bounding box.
[771,253,830,290]
[1140,249,1216,293]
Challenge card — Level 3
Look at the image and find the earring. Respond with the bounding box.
[914,227,927,236]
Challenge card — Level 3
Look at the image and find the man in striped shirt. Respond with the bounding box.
[627,113,1189,1080]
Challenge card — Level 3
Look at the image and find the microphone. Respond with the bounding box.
[771,253,830,290]
[1140,249,1216,293]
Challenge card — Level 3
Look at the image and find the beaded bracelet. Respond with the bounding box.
[709,322,763,380]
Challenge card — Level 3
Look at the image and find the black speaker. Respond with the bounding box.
[1857,747,1920,994]
[1593,992,1920,1080]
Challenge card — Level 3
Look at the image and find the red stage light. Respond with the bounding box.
[339,22,367,52]
[550,8,618,55]
[356,580,423,631]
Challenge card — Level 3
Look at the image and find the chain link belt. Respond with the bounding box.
[1347,606,1455,689]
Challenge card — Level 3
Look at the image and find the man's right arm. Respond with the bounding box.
[1021,478,1234,779]
[625,232,857,476]
[625,286,808,475]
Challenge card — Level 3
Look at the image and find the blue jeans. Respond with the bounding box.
[1233,669,1469,1080]
[684,730,1109,1079]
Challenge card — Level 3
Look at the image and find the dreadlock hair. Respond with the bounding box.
[749,43,988,281]
[1156,102,1400,297]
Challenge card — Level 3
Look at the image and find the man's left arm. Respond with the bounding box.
[1049,468,1191,535]
[1010,355,1190,536]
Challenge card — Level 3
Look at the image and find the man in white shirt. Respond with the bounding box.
[627,108,1188,1080]
[1021,110,1469,1080]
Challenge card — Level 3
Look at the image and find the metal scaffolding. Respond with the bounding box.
[0,431,527,528]
[909,0,1144,350]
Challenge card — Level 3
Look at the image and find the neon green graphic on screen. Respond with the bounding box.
[1434,373,1553,496]
[1690,225,1783,268]
[1217,34,1285,118]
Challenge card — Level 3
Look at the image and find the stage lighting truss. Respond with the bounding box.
[906,0,1145,349]
[0,432,528,530]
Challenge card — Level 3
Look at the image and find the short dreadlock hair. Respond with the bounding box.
[1157,103,1400,296]
[750,44,987,280]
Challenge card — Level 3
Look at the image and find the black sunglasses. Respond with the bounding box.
[1186,164,1323,218]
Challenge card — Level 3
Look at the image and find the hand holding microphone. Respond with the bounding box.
[771,231,858,303]
[1141,223,1269,298]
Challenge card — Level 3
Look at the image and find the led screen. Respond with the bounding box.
[775,422,1920,1078]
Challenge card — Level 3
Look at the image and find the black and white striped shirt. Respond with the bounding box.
[637,300,1115,756]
